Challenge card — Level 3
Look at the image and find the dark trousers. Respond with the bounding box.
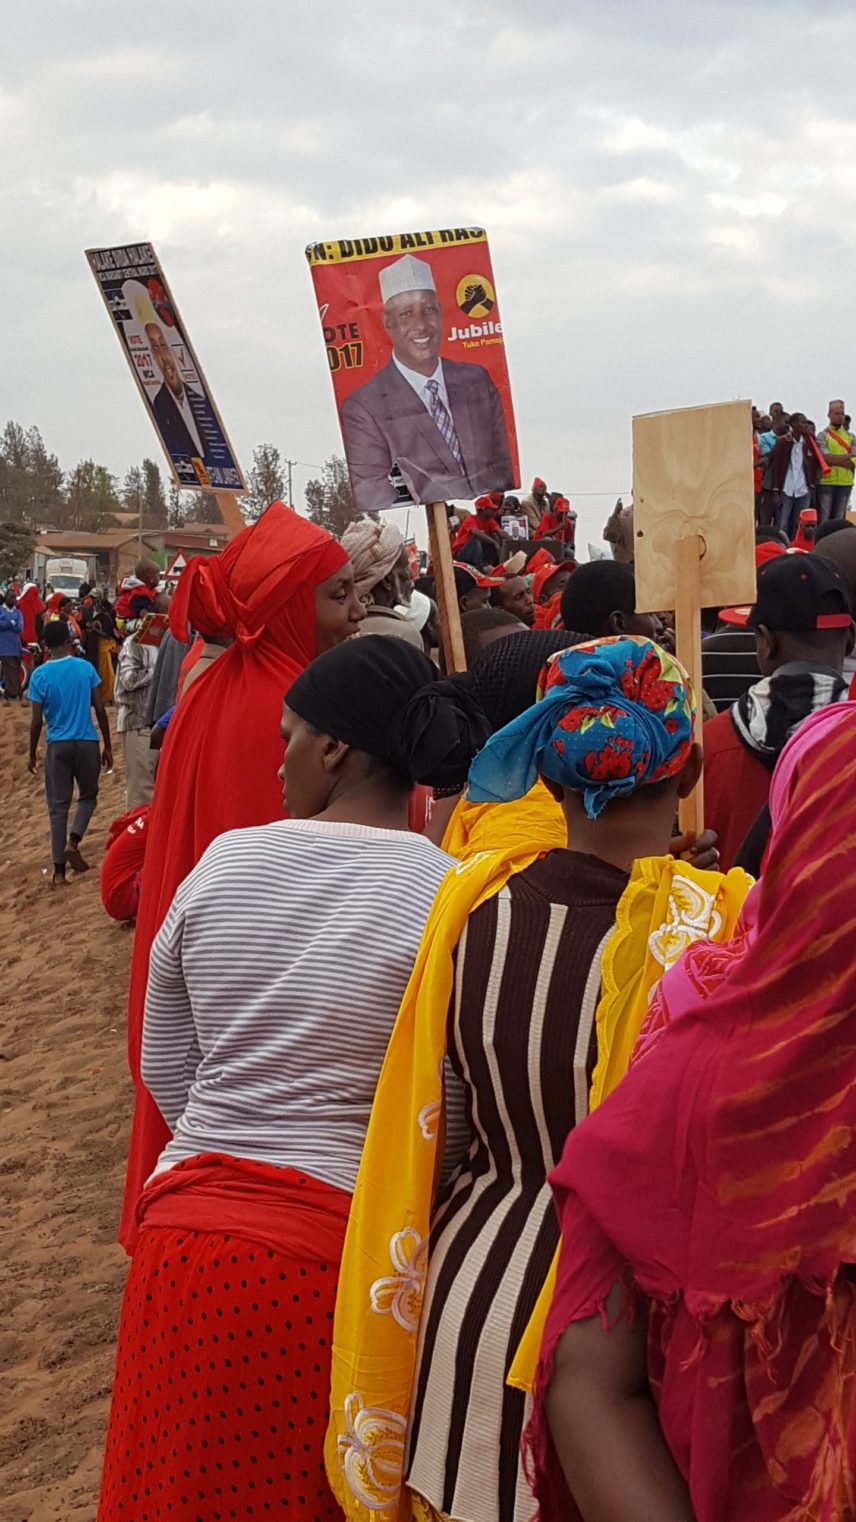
[44,740,101,866]
[0,654,22,698]
[775,491,811,541]
[817,483,852,522]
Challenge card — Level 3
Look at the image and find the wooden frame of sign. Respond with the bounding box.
[633,399,756,834]
[212,492,246,538]
[427,502,467,671]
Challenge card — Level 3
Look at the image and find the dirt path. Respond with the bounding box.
[1,700,133,1520]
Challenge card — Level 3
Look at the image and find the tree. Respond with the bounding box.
[180,488,224,525]
[122,464,145,521]
[0,421,64,527]
[304,454,355,539]
[65,460,122,532]
[246,443,286,521]
[166,482,185,529]
[142,458,167,527]
[0,520,36,582]
[122,459,168,528]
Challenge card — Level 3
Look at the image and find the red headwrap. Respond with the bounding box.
[17,584,45,643]
[791,509,818,554]
[119,503,347,1252]
[533,477,546,492]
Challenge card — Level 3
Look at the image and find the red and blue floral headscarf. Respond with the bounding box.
[467,636,696,818]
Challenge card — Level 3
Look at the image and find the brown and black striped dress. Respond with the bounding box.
[406,849,628,1522]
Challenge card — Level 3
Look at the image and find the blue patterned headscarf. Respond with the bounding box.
[467,636,696,819]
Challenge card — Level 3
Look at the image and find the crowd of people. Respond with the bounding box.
[6,432,856,1521]
[754,397,855,540]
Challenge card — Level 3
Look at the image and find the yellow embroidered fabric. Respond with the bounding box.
[506,855,752,1393]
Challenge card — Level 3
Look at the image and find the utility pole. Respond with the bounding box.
[285,458,295,508]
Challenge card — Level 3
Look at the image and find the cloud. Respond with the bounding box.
[3,0,856,551]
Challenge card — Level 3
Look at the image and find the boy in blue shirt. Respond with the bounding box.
[27,621,113,884]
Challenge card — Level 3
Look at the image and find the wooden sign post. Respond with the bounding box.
[427,502,467,672]
[213,490,247,540]
[633,400,756,836]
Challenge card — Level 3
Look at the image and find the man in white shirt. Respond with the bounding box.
[770,412,819,540]
[340,254,514,512]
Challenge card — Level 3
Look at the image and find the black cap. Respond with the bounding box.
[749,552,852,632]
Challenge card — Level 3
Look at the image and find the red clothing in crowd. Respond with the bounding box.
[119,504,348,1253]
[101,806,150,923]
[99,1155,349,1522]
[452,512,501,555]
[17,584,45,644]
[701,708,770,869]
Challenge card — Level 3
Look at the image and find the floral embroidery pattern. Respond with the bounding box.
[369,1229,427,1332]
[648,873,723,971]
[338,1393,407,1511]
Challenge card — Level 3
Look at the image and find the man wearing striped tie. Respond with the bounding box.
[340,253,514,513]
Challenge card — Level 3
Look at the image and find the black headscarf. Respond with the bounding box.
[467,628,589,733]
[286,635,490,790]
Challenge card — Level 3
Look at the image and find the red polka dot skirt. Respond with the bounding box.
[98,1157,349,1521]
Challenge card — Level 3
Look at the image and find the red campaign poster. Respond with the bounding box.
[306,227,520,514]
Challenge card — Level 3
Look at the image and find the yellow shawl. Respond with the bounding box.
[324,786,560,1522]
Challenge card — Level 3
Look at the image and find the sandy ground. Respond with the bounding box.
[1,698,134,1520]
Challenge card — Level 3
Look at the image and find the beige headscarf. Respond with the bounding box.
[341,516,404,601]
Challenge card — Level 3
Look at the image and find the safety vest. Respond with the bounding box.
[823,426,855,487]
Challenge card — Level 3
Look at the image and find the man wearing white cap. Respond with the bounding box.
[340,253,514,513]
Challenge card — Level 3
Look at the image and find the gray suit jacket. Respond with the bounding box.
[340,357,514,513]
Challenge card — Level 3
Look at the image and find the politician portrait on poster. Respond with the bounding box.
[307,229,519,513]
[86,242,245,494]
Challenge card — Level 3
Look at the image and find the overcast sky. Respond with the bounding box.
[3,0,854,550]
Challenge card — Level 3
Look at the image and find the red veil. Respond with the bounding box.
[119,503,347,1251]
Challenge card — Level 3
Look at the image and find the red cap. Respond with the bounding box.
[554,496,571,515]
[718,604,752,627]
[526,547,555,576]
[532,561,571,602]
[754,541,787,568]
[533,477,546,492]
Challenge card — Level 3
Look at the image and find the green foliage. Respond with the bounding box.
[0,520,37,582]
[0,422,64,527]
[304,454,355,539]
[246,443,286,522]
[65,460,122,532]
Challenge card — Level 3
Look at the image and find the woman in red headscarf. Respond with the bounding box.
[526,702,856,1522]
[118,502,364,1252]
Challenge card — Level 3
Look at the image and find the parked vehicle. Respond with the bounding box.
[33,553,97,597]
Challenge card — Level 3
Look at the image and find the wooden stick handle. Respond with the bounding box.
[674,534,705,837]
[427,502,467,672]
[213,490,247,540]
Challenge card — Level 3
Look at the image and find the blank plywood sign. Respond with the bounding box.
[633,400,756,614]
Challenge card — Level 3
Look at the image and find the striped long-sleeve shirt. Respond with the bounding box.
[141,818,455,1192]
